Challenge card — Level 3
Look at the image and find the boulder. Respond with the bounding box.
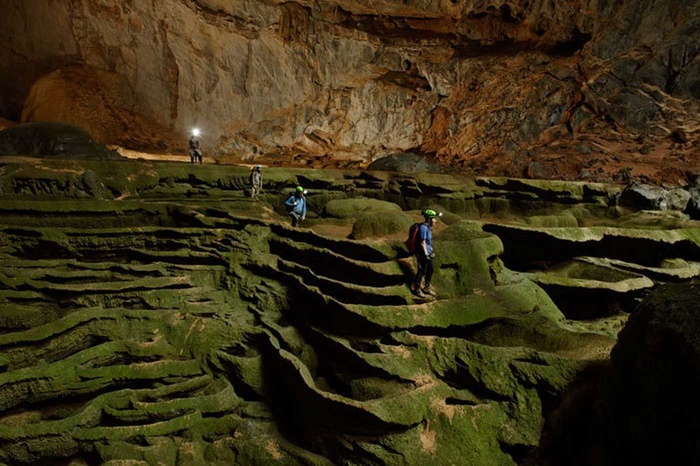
[686,187,700,219]
[526,161,555,180]
[602,284,700,465]
[367,153,441,174]
[350,210,412,240]
[665,187,691,211]
[0,122,123,160]
[324,197,402,219]
[618,182,668,210]
[531,283,700,466]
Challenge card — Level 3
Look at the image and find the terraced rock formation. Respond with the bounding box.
[0,158,698,464]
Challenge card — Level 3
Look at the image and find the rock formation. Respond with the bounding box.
[1,158,699,463]
[532,283,700,466]
[0,122,123,160]
[0,0,698,182]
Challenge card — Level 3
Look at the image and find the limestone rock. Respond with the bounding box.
[618,182,668,210]
[0,0,697,180]
[686,187,700,219]
[666,187,691,211]
[0,122,123,160]
[541,284,700,465]
[1,158,636,465]
[529,257,655,319]
[367,153,441,174]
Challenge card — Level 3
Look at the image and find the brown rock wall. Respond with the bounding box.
[0,0,697,178]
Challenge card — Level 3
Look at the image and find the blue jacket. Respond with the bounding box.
[418,223,433,255]
[285,195,306,218]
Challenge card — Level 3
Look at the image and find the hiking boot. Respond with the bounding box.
[411,287,426,298]
[422,286,437,297]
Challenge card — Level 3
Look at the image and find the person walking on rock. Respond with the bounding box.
[188,129,203,164]
[285,186,307,227]
[249,165,263,197]
[411,209,441,298]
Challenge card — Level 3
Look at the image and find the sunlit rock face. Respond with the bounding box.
[0,0,698,177]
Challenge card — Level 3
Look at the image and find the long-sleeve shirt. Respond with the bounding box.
[285,195,306,218]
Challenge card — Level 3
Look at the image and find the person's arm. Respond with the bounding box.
[301,198,306,220]
[285,195,295,207]
[419,225,430,256]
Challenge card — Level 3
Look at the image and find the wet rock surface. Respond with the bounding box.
[0,158,698,464]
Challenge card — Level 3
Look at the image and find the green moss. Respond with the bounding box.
[525,213,579,228]
[324,197,402,219]
[350,211,413,239]
[429,222,504,298]
[347,279,563,331]
[3,159,679,465]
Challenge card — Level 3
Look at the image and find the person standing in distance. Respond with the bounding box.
[188,129,203,164]
[249,165,263,197]
[412,209,441,298]
[285,186,307,227]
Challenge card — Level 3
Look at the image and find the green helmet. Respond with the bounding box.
[295,186,305,193]
[423,209,442,219]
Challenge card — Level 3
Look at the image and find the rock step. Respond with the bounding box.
[268,263,565,338]
[277,259,411,306]
[269,222,393,263]
[264,334,433,434]
[484,223,700,268]
[269,237,405,287]
[587,256,700,282]
[0,375,217,439]
[0,340,204,411]
[102,378,239,425]
[10,276,194,295]
[0,290,235,331]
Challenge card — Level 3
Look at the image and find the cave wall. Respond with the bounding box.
[0,0,698,163]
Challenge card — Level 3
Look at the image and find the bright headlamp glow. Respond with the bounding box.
[191,128,200,137]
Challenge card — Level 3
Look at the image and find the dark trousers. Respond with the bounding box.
[190,149,202,164]
[289,211,301,227]
[414,253,433,289]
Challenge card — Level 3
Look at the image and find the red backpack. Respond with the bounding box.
[405,223,422,254]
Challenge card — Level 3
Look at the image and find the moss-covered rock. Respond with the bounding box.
[324,197,402,219]
[350,210,413,240]
[2,158,698,466]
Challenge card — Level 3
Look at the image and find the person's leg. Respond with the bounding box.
[422,259,435,295]
[413,254,427,295]
[289,212,299,227]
